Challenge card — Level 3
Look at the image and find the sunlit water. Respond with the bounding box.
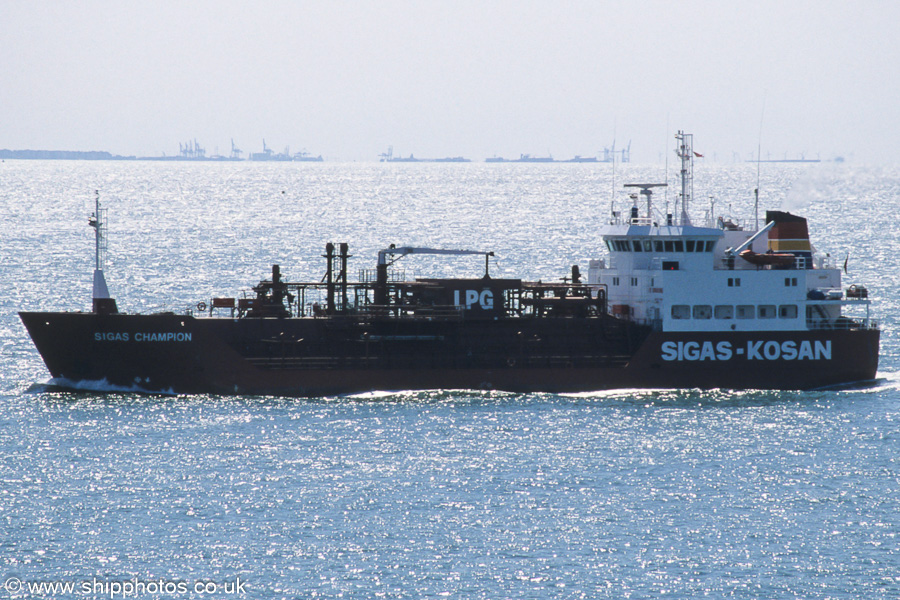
[2,160,899,598]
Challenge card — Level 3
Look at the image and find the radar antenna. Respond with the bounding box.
[623,183,668,224]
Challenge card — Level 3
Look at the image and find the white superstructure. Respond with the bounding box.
[587,131,872,335]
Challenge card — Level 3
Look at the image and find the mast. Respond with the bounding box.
[675,130,694,226]
[88,191,117,314]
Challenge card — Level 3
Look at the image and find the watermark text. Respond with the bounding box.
[3,576,247,598]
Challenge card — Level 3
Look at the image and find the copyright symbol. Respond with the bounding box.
[4,577,22,593]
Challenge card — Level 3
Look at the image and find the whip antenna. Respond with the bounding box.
[755,95,766,230]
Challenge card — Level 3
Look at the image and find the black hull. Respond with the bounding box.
[20,312,880,396]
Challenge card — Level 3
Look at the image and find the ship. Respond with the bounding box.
[379,147,470,163]
[19,132,879,396]
[485,155,601,163]
[293,150,324,162]
[747,152,821,164]
[249,140,292,161]
[513,154,555,163]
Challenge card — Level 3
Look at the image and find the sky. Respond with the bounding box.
[2,1,898,163]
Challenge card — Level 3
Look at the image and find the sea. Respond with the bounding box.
[2,159,899,599]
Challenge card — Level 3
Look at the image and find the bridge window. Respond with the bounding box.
[632,240,643,252]
[736,305,755,319]
[779,305,798,319]
[654,240,664,252]
[693,305,712,319]
[758,305,777,319]
[715,305,734,319]
[686,240,695,252]
[706,241,716,252]
[672,305,690,319]
[674,241,684,252]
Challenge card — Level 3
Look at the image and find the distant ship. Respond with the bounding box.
[484,154,555,163]
[483,141,631,163]
[250,140,292,161]
[750,159,822,164]
[293,151,324,162]
[485,154,600,163]
[379,147,470,163]
[514,154,554,163]
[747,153,821,164]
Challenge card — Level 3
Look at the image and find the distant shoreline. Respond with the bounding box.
[0,149,136,160]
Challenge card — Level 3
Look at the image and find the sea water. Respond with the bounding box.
[1,160,899,598]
